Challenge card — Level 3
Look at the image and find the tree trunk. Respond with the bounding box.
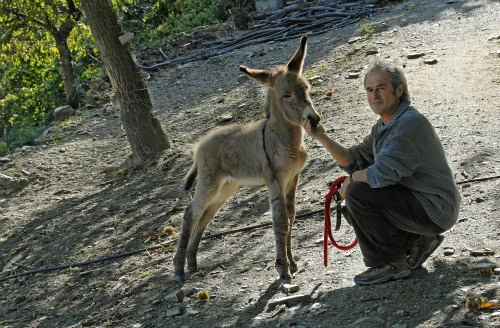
[81,0,170,164]
[54,34,79,109]
[3,127,9,151]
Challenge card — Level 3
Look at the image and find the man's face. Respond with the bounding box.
[364,70,403,123]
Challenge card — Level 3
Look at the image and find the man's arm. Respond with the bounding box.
[301,118,352,168]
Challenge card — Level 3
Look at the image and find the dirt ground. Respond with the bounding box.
[1,0,500,327]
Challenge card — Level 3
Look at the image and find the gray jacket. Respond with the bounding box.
[346,101,461,230]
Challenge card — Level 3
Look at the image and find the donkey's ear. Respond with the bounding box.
[240,65,274,85]
[287,36,307,75]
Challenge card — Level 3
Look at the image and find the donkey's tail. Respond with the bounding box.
[184,163,198,191]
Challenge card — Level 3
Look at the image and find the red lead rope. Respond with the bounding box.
[324,176,358,267]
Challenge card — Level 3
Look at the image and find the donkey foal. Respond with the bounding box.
[173,36,320,284]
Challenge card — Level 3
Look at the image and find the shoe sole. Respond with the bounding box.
[354,269,411,286]
[411,235,444,270]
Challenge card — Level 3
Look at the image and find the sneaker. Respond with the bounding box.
[354,262,411,286]
[406,235,444,270]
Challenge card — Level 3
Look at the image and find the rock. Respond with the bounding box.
[166,306,184,317]
[424,58,438,65]
[347,72,361,79]
[281,284,300,294]
[350,316,386,328]
[470,250,495,257]
[13,295,27,304]
[267,294,311,311]
[407,52,425,59]
[165,289,185,303]
[443,247,455,256]
[0,173,29,196]
[54,105,75,121]
[217,114,233,124]
[348,36,363,44]
[365,47,379,55]
[0,156,11,164]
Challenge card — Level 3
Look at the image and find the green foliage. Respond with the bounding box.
[116,0,231,46]
[0,141,6,155]
[0,0,96,150]
[0,0,235,151]
[0,124,41,155]
[8,125,40,147]
[360,22,375,39]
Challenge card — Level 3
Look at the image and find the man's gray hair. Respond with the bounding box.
[364,59,411,103]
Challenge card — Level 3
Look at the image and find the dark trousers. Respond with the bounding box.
[345,181,444,268]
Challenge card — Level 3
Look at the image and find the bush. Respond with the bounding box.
[8,125,41,149]
[0,141,6,156]
[118,0,232,46]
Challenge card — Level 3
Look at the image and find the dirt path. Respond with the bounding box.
[1,1,499,327]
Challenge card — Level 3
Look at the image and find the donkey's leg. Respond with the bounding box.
[267,179,292,283]
[285,174,299,274]
[186,180,238,273]
[173,179,217,282]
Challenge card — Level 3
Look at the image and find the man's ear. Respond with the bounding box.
[396,84,404,98]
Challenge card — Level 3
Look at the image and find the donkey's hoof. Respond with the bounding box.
[175,275,185,283]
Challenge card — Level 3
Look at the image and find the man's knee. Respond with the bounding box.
[345,181,372,202]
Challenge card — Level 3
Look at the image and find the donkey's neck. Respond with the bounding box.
[266,96,303,145]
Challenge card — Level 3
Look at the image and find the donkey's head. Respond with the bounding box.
[239,36,320,128]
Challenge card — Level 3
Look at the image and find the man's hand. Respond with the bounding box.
[339,179,350,198]
[301,118,326,139]
[339,170,369,198]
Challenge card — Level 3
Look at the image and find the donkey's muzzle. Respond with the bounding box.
[308,114,320,129]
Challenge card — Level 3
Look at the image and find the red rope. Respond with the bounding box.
[324,176,358,267]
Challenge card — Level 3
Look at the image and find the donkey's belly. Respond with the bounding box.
[235,175,266,187]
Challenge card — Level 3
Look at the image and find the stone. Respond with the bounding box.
[217,114,233,124]
[267,294,311,311]
[470,250,495,256]
[166,306,183,317]
[407,52,425,59]
[0,173,28,196]
[54,105,75,121]
[281,284,300,294]
[350,316,386,328]
[165,289,184,303]
[347,72,361,79]
[166,302,187,317]
[443,247,455,256]
[365,47,379,55]
[424,58,438,65]
[0,156,11,163]
[348,36,363,44]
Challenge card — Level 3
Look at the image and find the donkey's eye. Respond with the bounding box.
[283,94,292,99]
